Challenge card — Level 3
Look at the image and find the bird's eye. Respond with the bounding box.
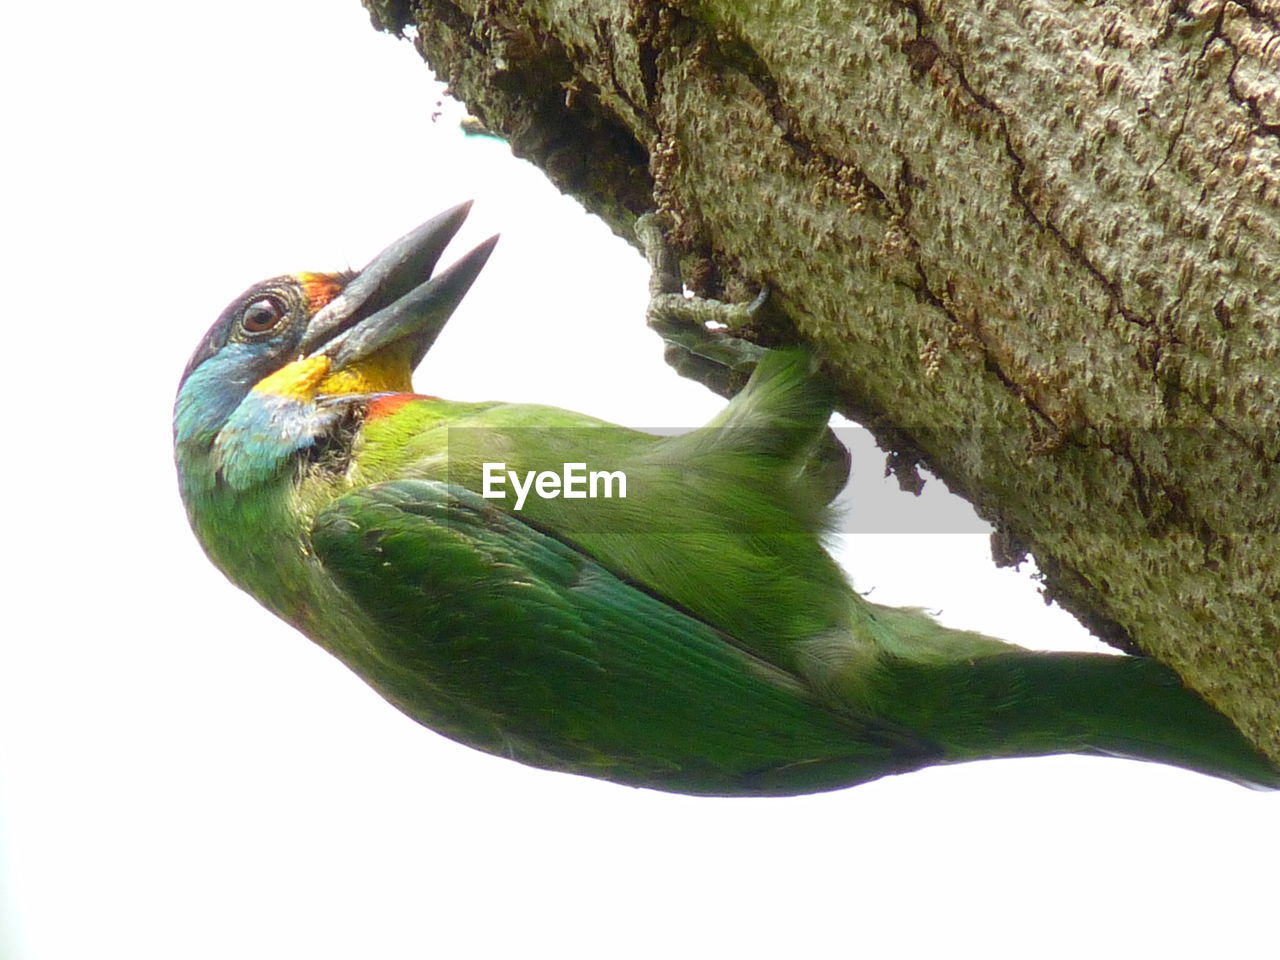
[241,297,286,334]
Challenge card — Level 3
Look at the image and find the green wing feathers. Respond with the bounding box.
[311,480,941,795]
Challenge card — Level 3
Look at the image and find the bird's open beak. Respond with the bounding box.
[301,202,498,393]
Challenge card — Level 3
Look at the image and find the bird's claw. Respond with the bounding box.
[635,212,769,398]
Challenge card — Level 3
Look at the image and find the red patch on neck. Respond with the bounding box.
[366,393,436,420]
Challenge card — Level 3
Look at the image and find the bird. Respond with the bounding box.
[174,202,1280,795]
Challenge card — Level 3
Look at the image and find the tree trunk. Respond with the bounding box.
[361,0,1280,763]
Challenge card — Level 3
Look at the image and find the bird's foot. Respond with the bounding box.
[635,212,768,398]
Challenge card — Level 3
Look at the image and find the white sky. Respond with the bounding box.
[2,1,1276,957]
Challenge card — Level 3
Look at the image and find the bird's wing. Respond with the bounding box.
[309,478,941,795]
[358,394,861,670]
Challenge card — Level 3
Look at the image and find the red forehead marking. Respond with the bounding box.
[296,272,349,312]
[366,393,437,420]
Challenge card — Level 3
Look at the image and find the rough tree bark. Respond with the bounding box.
[361,0,1280,764]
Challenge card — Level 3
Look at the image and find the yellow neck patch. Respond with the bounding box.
[252,355,334,401]
[256,350,419,399]
[253,349,416,402]
[315,343,416,396]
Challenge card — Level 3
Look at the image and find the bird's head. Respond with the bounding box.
[174,202,496,493]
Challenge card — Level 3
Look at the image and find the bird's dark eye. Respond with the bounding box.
[241,297,286,334]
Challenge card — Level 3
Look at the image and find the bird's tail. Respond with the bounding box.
[878,650,1280,788]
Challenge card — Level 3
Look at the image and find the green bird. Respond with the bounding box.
[174,203,1280,795]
